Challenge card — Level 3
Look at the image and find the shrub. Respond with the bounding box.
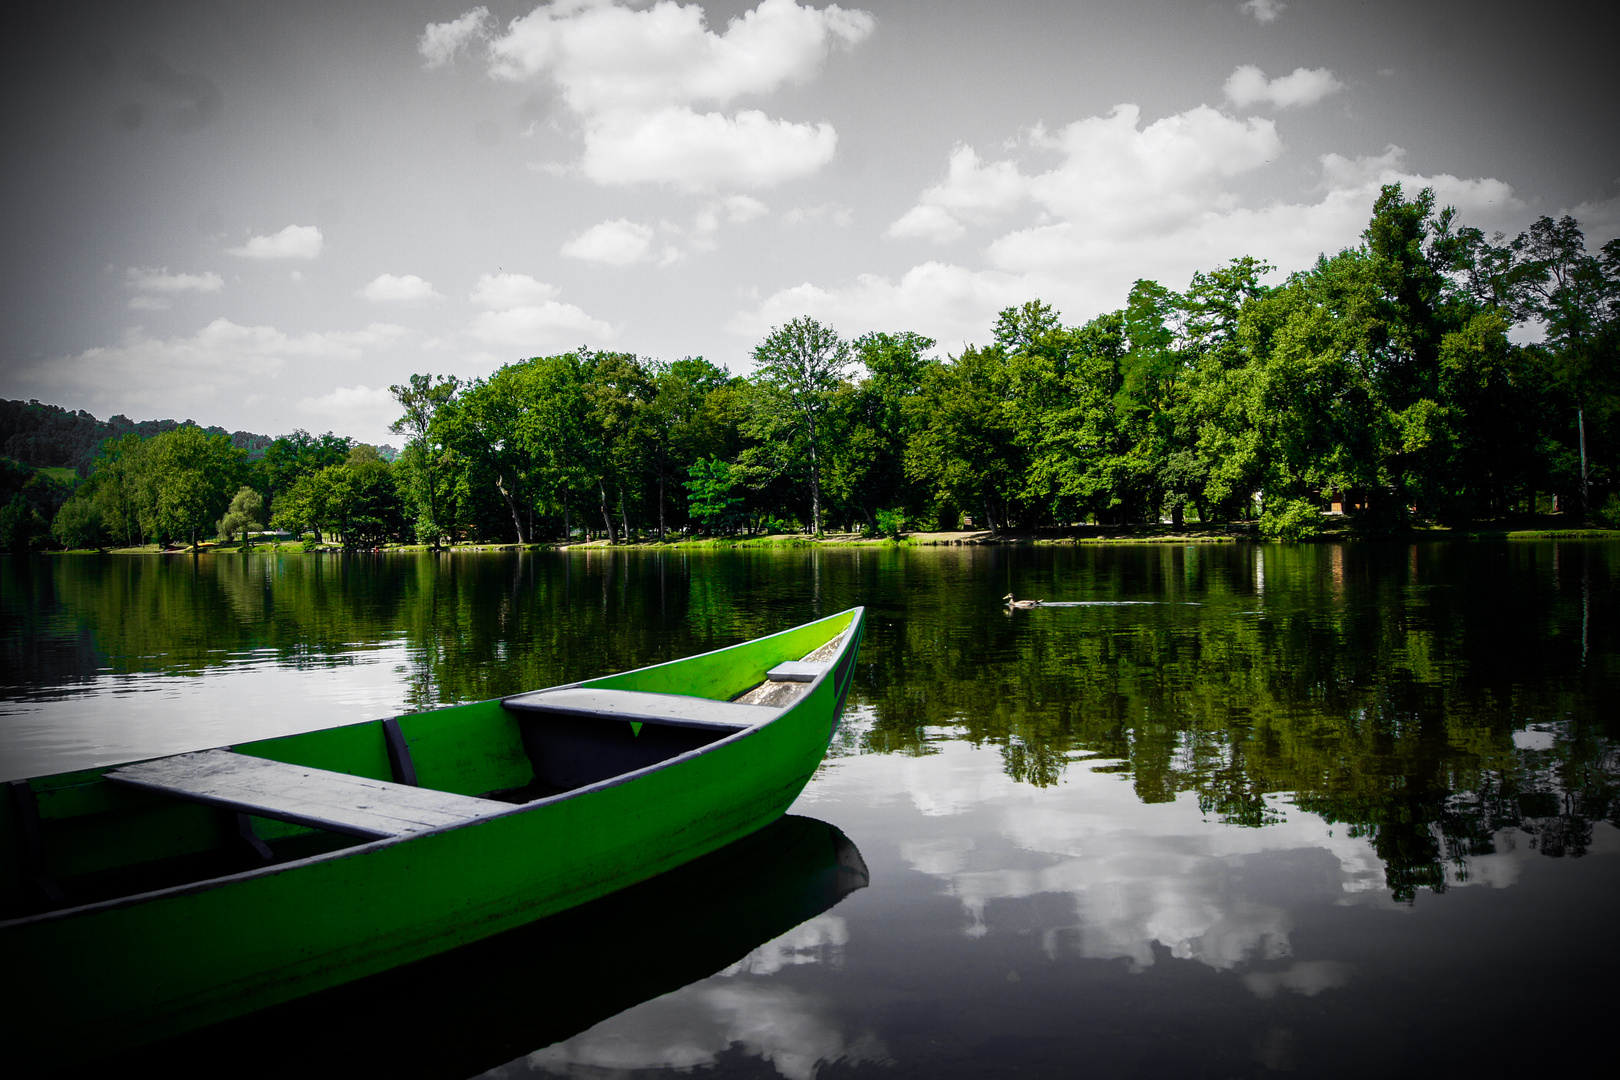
[1258,497,1322,541]
[52,497,105,549]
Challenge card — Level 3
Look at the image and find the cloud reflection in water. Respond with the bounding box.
[510,914,883,1080]
[809,737,1387,993]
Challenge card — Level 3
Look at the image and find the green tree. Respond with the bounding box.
[1006,309,1130,527]
[1507,216,1620,515]
[51,494,105,549]
[141,426,245,547]
[646,357,736,539]
[685,456,741,532]
[329,446,405,548]
[747,317,852,534]
[824,331,935,532]
[585,351,656,542]
[88,433,152,547]
[441,367,546,544]
[259,430,352,521]
[906,344,1023,532]
[389,375,461,546]
[216,486,265,546]
[270,469,334,542]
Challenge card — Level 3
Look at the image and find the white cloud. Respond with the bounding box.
[782,203,852,228]
[564,200,768,266]
[466,272,614,347]
[357,273,443,301]
[742,90,1527,356]
[468,304,615,348]
[227,224,324,259]
[483,0,873,113]
[125,266,225,294]
[11,318,393,420]
[469,271,560,309]
[1224,64,1344,109]
[679,196,772,254]
[1239,0,1285,22]
[1315,145,1522,223]
[724,261,1030,352]
[418,6,490,68]
[886,204,964,243]
[581,106,838,190]
[296,384,401,437]
[560,218,656,266]
[884,144,1030,242]
[884,104,1281,248]
[720,194,770,223]
[435,0,873,191]
[1565,190,1620,245]
[324,322,414,349]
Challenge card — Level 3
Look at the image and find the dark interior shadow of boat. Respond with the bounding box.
[82,815,868,1079]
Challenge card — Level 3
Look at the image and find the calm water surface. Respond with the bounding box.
[3,543,1617,1077]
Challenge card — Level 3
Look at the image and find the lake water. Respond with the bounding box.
[3,542,1617,1077]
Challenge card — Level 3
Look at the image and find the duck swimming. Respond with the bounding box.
[1004,593,1043,609]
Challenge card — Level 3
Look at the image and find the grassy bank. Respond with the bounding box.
[42,516,1620,558]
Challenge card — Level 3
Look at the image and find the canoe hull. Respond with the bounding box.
[0,607,864,1067]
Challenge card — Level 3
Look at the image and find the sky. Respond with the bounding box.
[2,0,1616,447]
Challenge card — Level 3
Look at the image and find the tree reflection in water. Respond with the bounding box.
[3,541,1616,900]
[4,542,1617,1077]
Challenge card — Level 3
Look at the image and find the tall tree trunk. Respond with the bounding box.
[658,471,666,541]
[494,474,529,545]
[807,415,822,534]
[1579,403,1589,519]
[597,479,616,544]
[619,488,630,542]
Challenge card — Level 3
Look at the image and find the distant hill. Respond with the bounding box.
[0,399,279,477]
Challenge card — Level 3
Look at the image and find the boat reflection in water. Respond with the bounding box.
[120,815,868,1079]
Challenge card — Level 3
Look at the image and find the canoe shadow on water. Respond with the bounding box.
[95,815,868,1080]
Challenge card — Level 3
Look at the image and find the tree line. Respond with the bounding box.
[378,184,1620,544]
[16,183,1620,552]
[0,399,276,476]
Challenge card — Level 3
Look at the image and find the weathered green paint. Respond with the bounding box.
[0,607,863,1069]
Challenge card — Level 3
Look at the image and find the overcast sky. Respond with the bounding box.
[2,0,1615,447]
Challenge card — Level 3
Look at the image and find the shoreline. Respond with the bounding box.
[41,519,1620,557]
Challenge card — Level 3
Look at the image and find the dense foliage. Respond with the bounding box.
[21,185,1620,551]
[0,399,274,477]
[377,187,1618,544]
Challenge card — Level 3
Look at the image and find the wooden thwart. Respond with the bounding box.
[503,687,774,731]
[107,750,506,840]
[766,661,831,683]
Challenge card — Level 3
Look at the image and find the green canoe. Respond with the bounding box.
[1,606,865,1068]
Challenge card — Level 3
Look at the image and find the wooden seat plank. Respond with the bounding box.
[503,688,774,731]
[107,750,506,840]
[766,661,831,683]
